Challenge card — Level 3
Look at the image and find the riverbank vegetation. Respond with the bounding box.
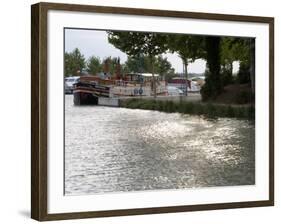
[120,98,254,120]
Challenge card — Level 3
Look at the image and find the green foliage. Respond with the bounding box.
[64,48,86,76]
[121,99,254,120]
[124,55,151,73]
[221,69,234,86]
[220,37,254,92]
[217,37,254,86]
[86,56,102,75]
[154,56,175,76]
[167,34,205,63]
[220,38,236,86]
[221,37,250,66]
[107,32,168,57]
[235,91,253,104]
[237,62,251,84]
[124,55,174,77]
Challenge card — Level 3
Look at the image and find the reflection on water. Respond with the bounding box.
[64,95,255,195]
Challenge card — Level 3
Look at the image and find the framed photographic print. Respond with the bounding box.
[31,2,274,221]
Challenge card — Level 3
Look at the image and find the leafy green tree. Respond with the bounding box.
[220,37,237,85]
[86,56,102,75]
[124,54,150,73]
[154,56,175,78]
[64,48,86,76]
[221,37,249,69]
[220,37,254,90]
[108,31,168,96]
[124,55,174,78]
[234,38,255,92]
[167,35,205,95]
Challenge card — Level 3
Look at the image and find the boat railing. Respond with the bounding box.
[76,76,167,88]
[114,80,166,87]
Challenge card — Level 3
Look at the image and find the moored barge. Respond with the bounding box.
[73,76,112,105]
[73,73,168,105]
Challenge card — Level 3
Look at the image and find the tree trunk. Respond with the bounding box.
[230,61,233,76]
[249,39,255,93]
[205,36,222,97]
[183,60,188,96]
[150,55,156,98]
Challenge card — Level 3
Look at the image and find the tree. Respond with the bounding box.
[249,38,255,93]
[220,37,238,85]
[124,55,174,78]
[102,56,122,78]
[108,31,168,97]
[64,48,86,76]
[167,35,204,95]
[154,56,175,77]
[220,37,254,90]
[220,37,235,85]
[86,56,102,75]
[124,54,150,73]
[201,36,222,101]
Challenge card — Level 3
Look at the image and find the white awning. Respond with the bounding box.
[139,73,159,77]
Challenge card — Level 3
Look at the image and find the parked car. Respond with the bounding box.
[191,76,205,87]
[167,86,184,96]
[65,76,80,94]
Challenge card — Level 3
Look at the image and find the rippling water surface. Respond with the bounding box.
[65,95,255,195]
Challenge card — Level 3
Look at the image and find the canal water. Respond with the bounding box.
[64,95,255,195]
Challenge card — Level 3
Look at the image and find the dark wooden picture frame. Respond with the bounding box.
[31,2,274,221]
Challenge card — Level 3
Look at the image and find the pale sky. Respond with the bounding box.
[65,29,238,74]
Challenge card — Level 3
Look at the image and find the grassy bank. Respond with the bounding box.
[120,98,255,120]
